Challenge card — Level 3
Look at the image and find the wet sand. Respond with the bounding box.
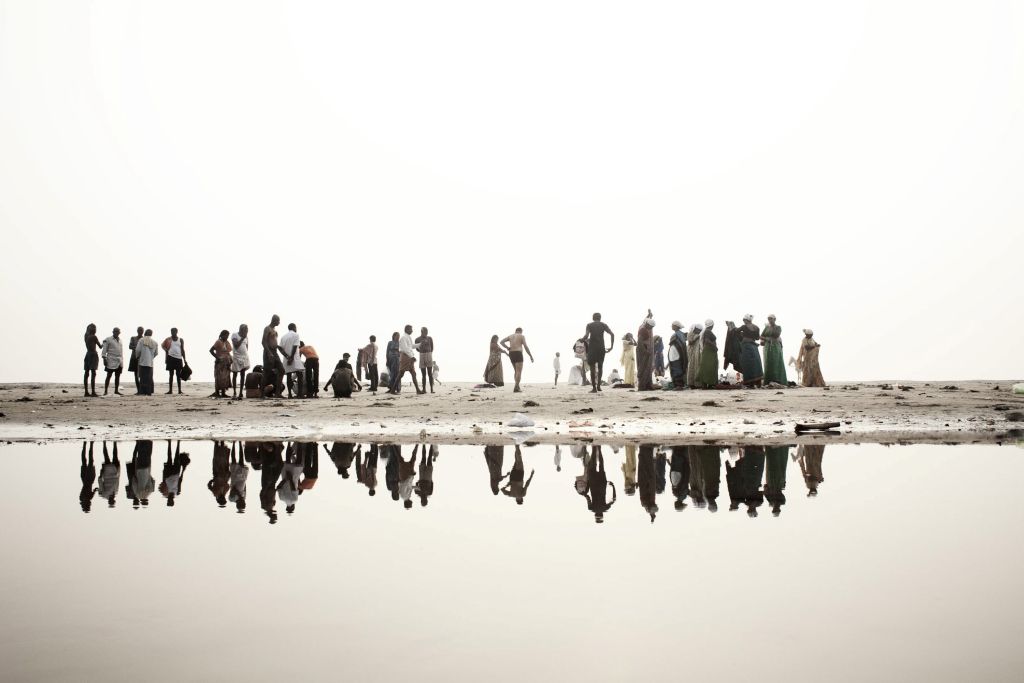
[2,380,1021,445]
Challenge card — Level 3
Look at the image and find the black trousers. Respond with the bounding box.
[304,358,320,396]
[367,364,379,391]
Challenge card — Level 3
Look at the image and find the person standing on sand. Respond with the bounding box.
[573,338,589,385]
[163,328,187,395]
[416,327,435,393]
[134,329,159,395]
[620,334,637,385]
[127,327,144,394]
[739,314,764,387]
[83,323,101,397]
[484,335,507,386]
[230,324,250,400]
[279,323,304,398]
[667,321,688,389]
[653,335,665,378]
[583,313,613,393]
[209,330,233,398]
[696,320,719,388]
[300,340,320,398]
[398,325,424,394]
[636,313,656,391]
[386,332,401,393]
[363,336,379,392]
[500,327,534,393]
[261,315,284,398]
[761,314,787,385]
[722,321,742,374]
[796,329,826,387]
[686,323,703,388]
[101,327,124,395]
[553,352,561,386]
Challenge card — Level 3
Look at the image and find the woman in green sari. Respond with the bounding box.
[761,314,787,385]
[695,319,719,388]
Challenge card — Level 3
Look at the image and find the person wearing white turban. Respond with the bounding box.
[760,314,788,385]
[636,310,656,391]
[739,315,764,386]
[686,323,703,388]
[796,329,825,387]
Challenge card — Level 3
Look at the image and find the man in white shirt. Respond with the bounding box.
[134,329,159,395]
[101,327,124,395]
[278,323,305,399]
[397,324,424,395]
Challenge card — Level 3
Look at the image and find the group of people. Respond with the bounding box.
[77,439,828,524]
[561,311,826,392]
[81,316,442,400]
[83,311,825,398]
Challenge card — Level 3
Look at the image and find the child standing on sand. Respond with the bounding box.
[553,352,561,386]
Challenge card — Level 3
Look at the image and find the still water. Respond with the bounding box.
[0,440,1022,681]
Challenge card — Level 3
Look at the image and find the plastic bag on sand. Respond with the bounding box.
[508,413,535,428]
[1014,383,1024,395]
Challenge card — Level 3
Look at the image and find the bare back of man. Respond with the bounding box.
[500,328,534,393]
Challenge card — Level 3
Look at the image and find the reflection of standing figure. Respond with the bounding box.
[655,448,667,495]
[687,447,706,509]
[415,444,436,507]
[324,442,358,479]
[622,445,638,496]
[670,447,690,511]
[300,442,319,495]
[355,445,379,496]
[396,445,417,509]
[500,445,535,504]
[277,443,303,514]
[484,445,504,496]
[97,442,120,508]
[131,440,155,507]
[764,446,789,516]
[160,441,191,507]
[739,446,765,517]
[576,445,616,523]
[638,444,658,522]
[260,442,284,523]
[697,446,721,512]
[797,444,825,496]
[208,440,231,507]
[385,444,401,502]
[228,442,249,513]
[80,441,97,513]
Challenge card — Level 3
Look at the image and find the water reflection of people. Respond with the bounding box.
[300,442,318,497]
[576,445,616,523]
[670,446,690,511]
[687,446,706,510]
[260,441,284,523]
[764,446,790,516]
[484,445,504,496]
[797,444,825,496]
[79,441,97,513]
[693,446,721,512]
[228,442,248,513]
[622,444,637,496]
[728,446,765,517]
[160,441,191,507]
[415,444,436,507]
[208,440,230,507]
[278,443,303,514]
[324,442,358,479]
[637,444,658,522]
[130,440,155,508]
[500,445,534,505]
[398,446,417,509]
[385,444,401,502]
[96,441,120,508]
[655,447,667,495]
[356,444,378,496]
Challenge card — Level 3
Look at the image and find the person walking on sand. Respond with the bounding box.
[209,330,233,398]
[636,312,656,391]
[583,313,614,393]
[83,323,102,397]
[796,329,826,387]
[760,314,787,385]
[620,333,637,385]
[163,328,187,395]
[667,321,688,389]
[127,326,144,394]
[279,323,305,398]
[553,352,561,386]
[230,324,250,400]
[500,327,534,393]
[101,327,124,395]
[415,327,435,393]
[134,329,159,395]
[363,335,379,392]
[484,335,507,386]
[261,315,284,398]
[397,325,424,394]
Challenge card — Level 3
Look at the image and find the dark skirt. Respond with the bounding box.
[166,356,184,372]
[128,354,138,373]
[740,341,763,383]
[84,351,99,372]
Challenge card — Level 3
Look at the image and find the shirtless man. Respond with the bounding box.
[583,312,614,393]
[261,315,284,398]
[83,323,101,397]
[500,327,534,393]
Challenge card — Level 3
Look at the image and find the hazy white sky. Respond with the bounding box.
[1,1,1021,383]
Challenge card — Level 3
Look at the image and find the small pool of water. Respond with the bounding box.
[1,440,1021,681]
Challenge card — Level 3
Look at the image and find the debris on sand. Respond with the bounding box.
[368,402,393,408]
[15,397,33,402]
[572,407,594,415]
[1006,412,1024,422]
[941,385,960,391]
[522,400,540,408]
[640,396,662,402]
[702,400,719,407]
[795,421,842,432]
[568,420,594,428]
